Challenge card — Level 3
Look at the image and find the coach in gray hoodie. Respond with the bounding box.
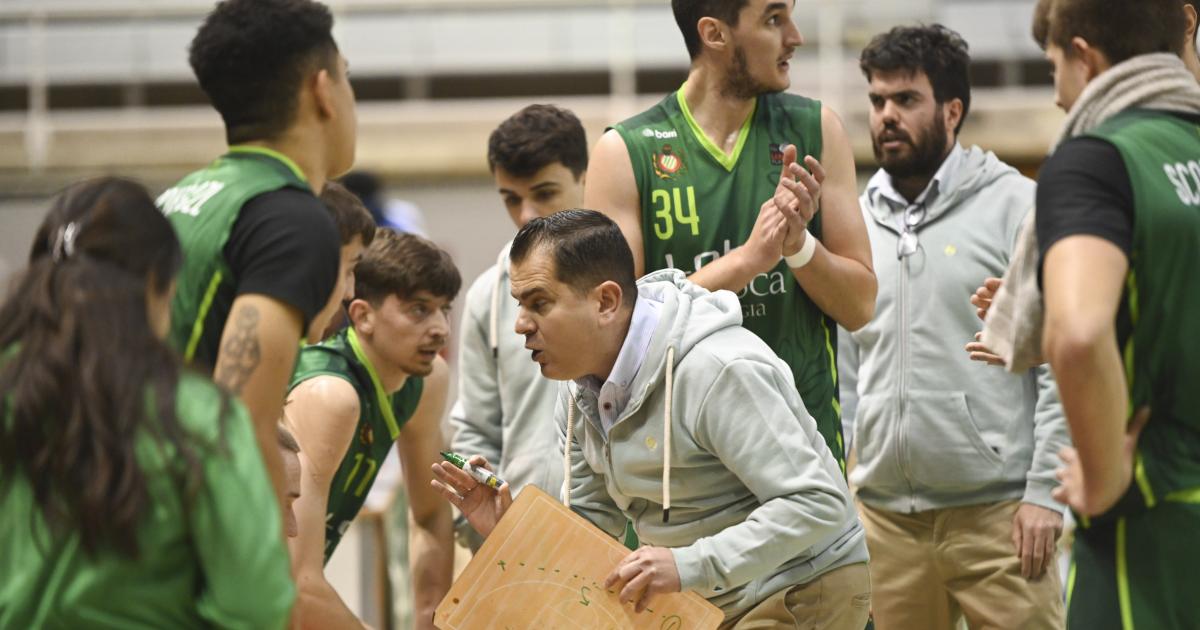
[434,210,870,628]
[839,25,1069,630]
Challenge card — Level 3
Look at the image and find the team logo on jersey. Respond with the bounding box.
[653,144,686,180]
[769,143,785,166]
[359,423,374,446]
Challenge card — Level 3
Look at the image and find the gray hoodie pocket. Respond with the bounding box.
[903,390,1004,492]
[848,393,906,493]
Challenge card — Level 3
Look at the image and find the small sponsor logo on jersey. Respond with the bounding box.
[359,423,374,446]
[653,144,686,180]
[642,128,679,140]
[769,143,785,166]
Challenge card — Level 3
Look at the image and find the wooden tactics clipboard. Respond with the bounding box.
[434,486,723,629]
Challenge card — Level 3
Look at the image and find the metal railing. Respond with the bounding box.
[0,0,1051,175]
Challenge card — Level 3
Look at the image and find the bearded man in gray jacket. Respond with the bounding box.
[435,210,870,629]
[838,25,1070,630]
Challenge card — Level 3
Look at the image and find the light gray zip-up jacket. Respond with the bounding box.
[840,145,1069,514]
[450,242,563,500]
[561,269,867,618]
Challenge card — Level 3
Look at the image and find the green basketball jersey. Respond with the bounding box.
[157,146,312,366]
[0,364,294,630]
[1085,109,1200,512]
[613,87,844,467]
[290,328,424,562]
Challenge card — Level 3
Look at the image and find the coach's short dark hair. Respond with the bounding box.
[860,24,973,134]
[672,0,751,60]
[189,0,340,144]
[1032,0,1183,64]
[320,181,377,248]
[509,209,636,309]
[354,229,461,306]
[488,105,588,179]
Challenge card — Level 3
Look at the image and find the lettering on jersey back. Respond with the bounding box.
[1163,160,1200,205]
[156,181,226,218]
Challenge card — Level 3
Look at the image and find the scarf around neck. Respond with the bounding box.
[981,53,1200,372]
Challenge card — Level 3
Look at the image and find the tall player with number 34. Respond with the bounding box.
[586,0,876,471]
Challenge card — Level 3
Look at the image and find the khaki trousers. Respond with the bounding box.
[721,562,871,630]
[858,499,1064,630]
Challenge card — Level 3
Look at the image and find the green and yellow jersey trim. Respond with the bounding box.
[1122,270,1139,418]
[1065,557,1078,612]
[228,145,310,186]
[1133,453,1156,509]
[184,271,224,363]
[676,85,757,172]
[1166,486,1200,503]
[1116,518,1135,630]
[345,327,402,440]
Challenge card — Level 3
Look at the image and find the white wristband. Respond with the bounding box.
[784,229,818,269]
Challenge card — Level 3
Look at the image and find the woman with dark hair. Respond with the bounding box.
[0,178,295,629]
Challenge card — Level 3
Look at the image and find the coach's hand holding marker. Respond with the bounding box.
[441,451,506,489]
[432,452,513,538]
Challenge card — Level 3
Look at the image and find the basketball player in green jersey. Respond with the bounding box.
[286,230,461,630]
[586,0,876,469]
[158,0,357,506]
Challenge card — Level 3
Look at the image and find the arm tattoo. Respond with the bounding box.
[214,306,262,395]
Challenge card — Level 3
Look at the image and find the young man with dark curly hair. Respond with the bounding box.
[448,105,587,550]
[156,0,357,506]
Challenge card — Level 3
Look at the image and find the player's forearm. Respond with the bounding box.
[213,303,302,508]
[790,241,877,331]
[295,574,368,630]
[1044,321,1129,515]
[409,510,455,629]
[688,246,774,294]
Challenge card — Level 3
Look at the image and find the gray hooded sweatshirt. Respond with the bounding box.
[450,242,563,500]
[840,145,1069,514]
[560,269,867,619]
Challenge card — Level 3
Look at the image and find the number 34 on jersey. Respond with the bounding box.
[652,185,700,241]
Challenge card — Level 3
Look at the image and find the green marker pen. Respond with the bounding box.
[440,451,505,490]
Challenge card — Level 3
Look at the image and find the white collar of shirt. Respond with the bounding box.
[866,142,966,214]
[576,294,662,435]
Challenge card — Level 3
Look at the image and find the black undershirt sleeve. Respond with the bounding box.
[1035,136,1135,269]
[223,187,340,329]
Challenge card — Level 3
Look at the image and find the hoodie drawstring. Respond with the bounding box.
[560,346,676,525]
[562,393,575,508]
[662,346,674,523]
[488,247,506,358]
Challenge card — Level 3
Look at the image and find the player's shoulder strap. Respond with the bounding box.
[389,374,426,433]
[611,91,684,196]
[290,330,363,395]
[758,91,824,164]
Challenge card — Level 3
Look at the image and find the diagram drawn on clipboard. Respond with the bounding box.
[435,486,722,629]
